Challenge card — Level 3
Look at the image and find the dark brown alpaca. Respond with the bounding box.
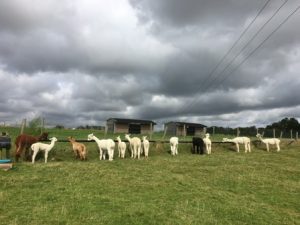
[15,132,48,162]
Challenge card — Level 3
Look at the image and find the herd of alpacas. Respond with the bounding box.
[14,132,281,163]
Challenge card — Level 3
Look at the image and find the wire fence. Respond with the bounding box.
[206,127,299,139]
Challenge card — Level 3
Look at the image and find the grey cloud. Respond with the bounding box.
[130,0,262,28]
[0,1,173,75]
[0,0,299,128]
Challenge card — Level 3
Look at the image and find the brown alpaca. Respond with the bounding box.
[68,137,87,160]
[15,132,48,162]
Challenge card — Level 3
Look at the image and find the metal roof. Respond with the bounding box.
[107,118,156,125]
[164,121,206,128]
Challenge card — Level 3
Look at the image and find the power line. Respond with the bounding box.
[157,1,270,124]
[200,0,288,92]
[182,4,300,116]
[199,0,272,90]
[176,0,292,116]
[214,5,300,88]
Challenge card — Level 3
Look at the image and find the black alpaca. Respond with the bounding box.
[192,137,204,155]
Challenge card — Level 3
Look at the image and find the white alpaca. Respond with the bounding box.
[88,134,115,161]
[203,133,212,154]
[125,134,142,159]
[256,133,280,152]
[142,136,150,158]
[169,137,179,156]
[31,137,58,164]
[222,137,251,153]
[116,136,126,158]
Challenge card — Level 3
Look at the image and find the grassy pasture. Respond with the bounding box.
[0,127,299,225]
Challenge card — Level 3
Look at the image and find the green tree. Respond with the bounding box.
[266,117,300,131]
[27,117,44,135]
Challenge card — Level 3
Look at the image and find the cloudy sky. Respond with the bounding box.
[0,0,299,129]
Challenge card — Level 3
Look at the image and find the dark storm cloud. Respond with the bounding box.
[0,0,299,128]
[130,0,264,28]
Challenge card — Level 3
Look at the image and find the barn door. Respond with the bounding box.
[129,124,141,134]
[186,126,195,136]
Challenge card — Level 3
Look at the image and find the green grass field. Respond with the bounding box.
[0,127,299,225]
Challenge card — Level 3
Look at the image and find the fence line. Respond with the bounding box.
[206,127,299,139]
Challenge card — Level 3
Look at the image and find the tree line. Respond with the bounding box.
[207,117,300,138]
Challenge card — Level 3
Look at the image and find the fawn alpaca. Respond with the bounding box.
[68,137,87,160]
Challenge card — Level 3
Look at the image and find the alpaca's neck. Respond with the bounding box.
[226,138,235,142]
[92,136,100,143]
[49,140,56,147]
[125,136,131,142]
[258,136,265,143]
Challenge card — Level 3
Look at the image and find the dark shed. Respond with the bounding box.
[164,121,206,136]
[106,118,156,134]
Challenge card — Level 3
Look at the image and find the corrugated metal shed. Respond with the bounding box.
[107,118,156,134]
[164,121,206,136]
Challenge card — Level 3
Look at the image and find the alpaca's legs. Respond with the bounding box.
[134,147,137,159]
[108,148,113,161]
[276,143,280,152]
[130,146,134,158]
[110,147,114,160]
[236,143,239,153]
[32,150,38,164]
[103,150,106,160]
[44,151,49,163]
[99,149,103,160]
[137,146,140,159]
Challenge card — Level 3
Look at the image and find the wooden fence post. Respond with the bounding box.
[280,131,283,139]
[41,118,45,134]
[273,129,275,138]
[150,123,153,140]
[236,128,240,137]
[162,125,167,139]
[290,130,293,139]
[104,125,107,137]
[20,118,26,134]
